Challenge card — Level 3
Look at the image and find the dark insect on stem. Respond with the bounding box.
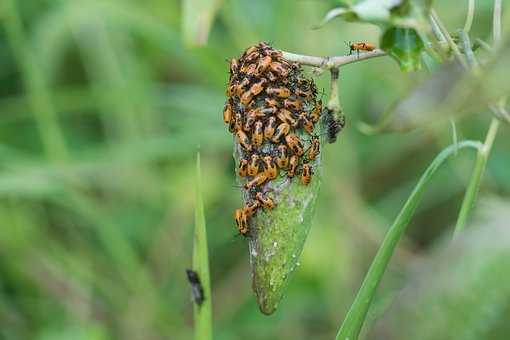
[185,269,205,306]
[323,68,345,144]
[324,108,345,144]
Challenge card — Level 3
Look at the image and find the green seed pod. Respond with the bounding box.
[225,42,324,315]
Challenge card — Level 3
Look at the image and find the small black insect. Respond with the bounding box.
[324,109,345,144]
[185,269,205,306]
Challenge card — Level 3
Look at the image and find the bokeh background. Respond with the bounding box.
[1,1,510,339]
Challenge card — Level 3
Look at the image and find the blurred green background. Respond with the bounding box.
[1,0,509,339]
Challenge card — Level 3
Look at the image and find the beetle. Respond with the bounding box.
[243,113,256,132]
[277,109,298,127]
[275,144,289,169]
[248,154,261,177]
[348,41,376,56]
[252,121,264,146]
[266,71,278,82]
[256,192,275,209]
[264,116,277,139]
[226,83,236,97]
[223,103,233,125]
[240,62,257,76]
[235,208,249,235]
[296,87,314,100]
[243,44,258,58]
[271,122,290,143]
[263,155,278,179]
[309,100,322,123]
[307,136,320,161]
[299,112,314,134]
[238,158,249,177]
[244,172,268,189]
[256,55,272,75]
[300,163,312,185]
[249,79,267,96]
[229,58,239,76]
[269,62,289,77]
[266,87,291,98]
[265,98,280,108]
[243,200,260,217]
[240,91,254,106]
[283,98,302,111]
[236,130,252,151]
[235,78,251,97]
[285,134,304,156]
[287,154,299,178]
[244,49,261,63]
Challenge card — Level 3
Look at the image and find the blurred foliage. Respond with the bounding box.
[317,0,432,70]
[381,27,424,71]
[368,198,510,340]
[0,0,509,340]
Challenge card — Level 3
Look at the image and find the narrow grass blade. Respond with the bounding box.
[3,0,69,162]
[336,140,482,340]
[182,0,223,46]
[192,152,213,340]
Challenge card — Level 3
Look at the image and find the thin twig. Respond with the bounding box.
[475,38,493,53]
[493,0,502,44]
[490,104,510,124]
[430,10,468,69]
[327,68,341,112]
[458,29,479,70]
[453,120,499,238]
[453,0,502,237]
[281,49,386,69]
[464,0,476,33]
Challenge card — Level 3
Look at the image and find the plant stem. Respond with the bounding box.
[193,153,213,340]
[281,49,386,69]
[430,10,468,69]
[453,120,500,238]
[327,68,341,112]
[453,0,502,238]
[3,0,69,163]
[464,0,476,33]
[493,0,502,45]
[336,141,482,340]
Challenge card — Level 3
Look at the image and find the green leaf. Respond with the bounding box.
[182,0,223,47]
[381,27,424,71]
[192,152,213,340]
[353,0,401,22]
[316,0,432,30]
[315,7,357,28]
[336,140,481,340]
[361,34,510,132]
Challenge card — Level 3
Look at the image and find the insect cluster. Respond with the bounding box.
[223,42,323,237]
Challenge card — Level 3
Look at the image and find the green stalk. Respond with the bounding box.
[3,0,69,162]
[463,0,475,33]
[192,153,213,340]
[430,10,468,69]
[453,119,499,238]
[336,140,482,340]
[453,0,502,238]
